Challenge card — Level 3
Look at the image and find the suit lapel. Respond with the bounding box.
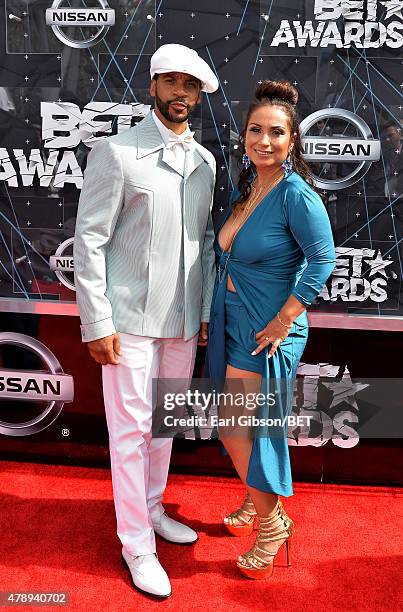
[136,112,212,179]
[136,112,164,159]
[184,146,208,180]
[136,113,183,176]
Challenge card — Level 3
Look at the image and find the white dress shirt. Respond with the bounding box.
[150,110,196,334]
[152,109,195,175]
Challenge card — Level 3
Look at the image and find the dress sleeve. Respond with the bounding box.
[286,187,336,306]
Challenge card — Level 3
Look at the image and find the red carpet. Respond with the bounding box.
[0,461,402,612]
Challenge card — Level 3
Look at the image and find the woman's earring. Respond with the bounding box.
[242,153,250,169]
[281,149,293,175]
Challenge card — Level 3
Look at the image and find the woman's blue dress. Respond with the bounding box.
[205,171,336,496]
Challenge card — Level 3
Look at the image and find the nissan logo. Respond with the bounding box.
[0,333,74,436]
[300,108,381,190]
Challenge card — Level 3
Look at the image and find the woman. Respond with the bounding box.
[205,80,336,579]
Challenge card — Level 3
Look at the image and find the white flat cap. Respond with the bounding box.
[150,44,219,93]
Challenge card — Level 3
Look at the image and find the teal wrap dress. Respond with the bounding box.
[205,171,336,496]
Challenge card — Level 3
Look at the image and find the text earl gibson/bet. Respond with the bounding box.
[163,415,314,428]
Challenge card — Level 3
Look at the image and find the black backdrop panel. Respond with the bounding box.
[0,0,401,322]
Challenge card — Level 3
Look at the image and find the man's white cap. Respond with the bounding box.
[150,44,219,94]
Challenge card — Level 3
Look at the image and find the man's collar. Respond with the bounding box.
[152,109,194,145]
[135,111,213,174]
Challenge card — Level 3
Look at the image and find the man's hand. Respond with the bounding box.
[198,322,209,347]
[87,333,122,365]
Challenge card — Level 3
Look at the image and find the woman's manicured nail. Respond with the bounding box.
[251,351,256,355]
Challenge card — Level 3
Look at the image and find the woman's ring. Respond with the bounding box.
[265,337,269,341]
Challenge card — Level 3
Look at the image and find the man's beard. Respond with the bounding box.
[155,90,196,124]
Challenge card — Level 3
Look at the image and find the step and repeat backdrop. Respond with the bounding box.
[0,1,402,470]
[0,0,401,323]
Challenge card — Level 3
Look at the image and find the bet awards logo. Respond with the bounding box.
[45,0,115,49]
[300,108,381,190]
[268,0,403,48]
[0,333,74,436]
[289,365,365,448]
[319,247,396,302]
[0,102,150,189]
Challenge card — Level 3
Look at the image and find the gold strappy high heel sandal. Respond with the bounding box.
[223,493,257,536]
[237,499,293,579]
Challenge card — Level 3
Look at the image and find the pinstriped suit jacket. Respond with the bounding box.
[73,112,216,342]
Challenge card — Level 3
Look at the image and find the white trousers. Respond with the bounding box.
[102,332,198,555]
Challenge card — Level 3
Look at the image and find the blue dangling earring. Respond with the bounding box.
[242,153,250,169]
[282,149,293,176]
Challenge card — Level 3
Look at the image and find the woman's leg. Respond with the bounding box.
[219,363,278,516]
[221,366,294,577]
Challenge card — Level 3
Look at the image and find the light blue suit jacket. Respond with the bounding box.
[74,112,216,342]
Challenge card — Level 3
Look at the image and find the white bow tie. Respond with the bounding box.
[165,132,195,151]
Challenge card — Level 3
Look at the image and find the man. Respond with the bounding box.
[74,44,218,598]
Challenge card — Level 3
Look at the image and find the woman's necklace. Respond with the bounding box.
[217,171,285,284]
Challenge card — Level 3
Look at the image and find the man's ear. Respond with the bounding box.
[150,79,156,98]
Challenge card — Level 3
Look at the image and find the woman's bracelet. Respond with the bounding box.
[276,312,292,330]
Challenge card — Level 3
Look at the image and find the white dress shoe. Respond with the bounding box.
[152,512,198,545]
[121,547,172,598]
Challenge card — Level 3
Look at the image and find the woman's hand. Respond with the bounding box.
[253,317,290,358]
